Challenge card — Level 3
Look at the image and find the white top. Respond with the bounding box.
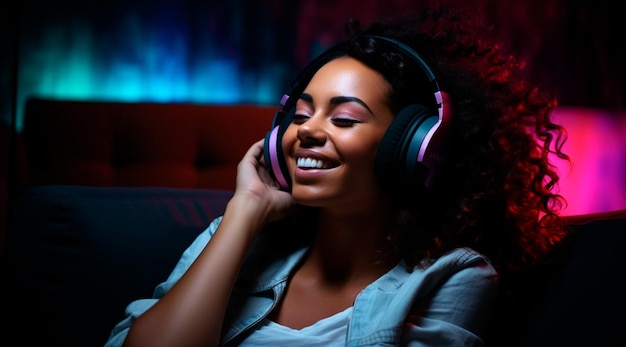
[238,307,353,347]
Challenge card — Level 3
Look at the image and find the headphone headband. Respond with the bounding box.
[366,35,437,83]
[282,35,444,111]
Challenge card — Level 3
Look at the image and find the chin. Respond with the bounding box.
[290,185,335,207]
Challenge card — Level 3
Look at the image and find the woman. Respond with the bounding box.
[106,5,569,346]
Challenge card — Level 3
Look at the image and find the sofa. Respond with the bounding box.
[1,98,625,346]
[0,97,276,345]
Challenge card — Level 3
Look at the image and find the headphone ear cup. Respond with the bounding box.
[375,104,438,192]
[263,109,294,191]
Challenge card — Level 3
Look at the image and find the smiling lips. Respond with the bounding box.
[296,157,339,169]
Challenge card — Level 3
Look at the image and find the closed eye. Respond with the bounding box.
[292,114,310,124]
[291,114,361,127]
[332,118,361,127]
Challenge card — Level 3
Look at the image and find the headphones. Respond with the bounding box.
[263,35,452,193]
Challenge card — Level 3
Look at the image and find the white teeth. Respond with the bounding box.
[297,157,327,168]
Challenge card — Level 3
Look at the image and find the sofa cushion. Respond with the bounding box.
[1,185,232,346]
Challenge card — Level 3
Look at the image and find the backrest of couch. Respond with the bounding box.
[18,98,277,192]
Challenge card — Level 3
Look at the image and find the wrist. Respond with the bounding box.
[224,193,270,231]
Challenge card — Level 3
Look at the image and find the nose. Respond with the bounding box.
[297,113,327,146]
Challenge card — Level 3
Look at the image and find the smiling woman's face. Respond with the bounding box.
[282,56,395,210]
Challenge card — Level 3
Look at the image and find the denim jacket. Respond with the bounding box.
[105,216,499,347]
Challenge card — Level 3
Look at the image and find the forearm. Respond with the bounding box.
[122,195,268,347]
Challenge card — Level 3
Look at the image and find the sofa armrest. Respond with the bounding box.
[0,185,232,346]
[486,209,626,346]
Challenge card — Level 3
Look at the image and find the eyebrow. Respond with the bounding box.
[299,93,374,114]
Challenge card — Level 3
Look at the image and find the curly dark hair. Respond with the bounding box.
[338,5,571,273]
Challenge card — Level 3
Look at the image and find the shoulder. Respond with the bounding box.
[405,247,499,296]
[427,247,499,284]
[434,247,496,270]
[413,247,500,316]
[403,248,500,340]
[379,247,498,296]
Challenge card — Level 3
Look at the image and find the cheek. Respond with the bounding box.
[337,131,385,167]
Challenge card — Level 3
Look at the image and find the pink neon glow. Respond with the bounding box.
[550,107,626,216]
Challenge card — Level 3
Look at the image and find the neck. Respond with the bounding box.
[303,205,400,284]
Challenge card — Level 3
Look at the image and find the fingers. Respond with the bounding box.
[232,138,295,223]
[236,138,274,189]
[249,139,265,160]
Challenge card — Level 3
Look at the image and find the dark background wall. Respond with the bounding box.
[1,0,623,132]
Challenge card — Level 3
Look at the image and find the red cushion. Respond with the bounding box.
[20,99,276,191]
